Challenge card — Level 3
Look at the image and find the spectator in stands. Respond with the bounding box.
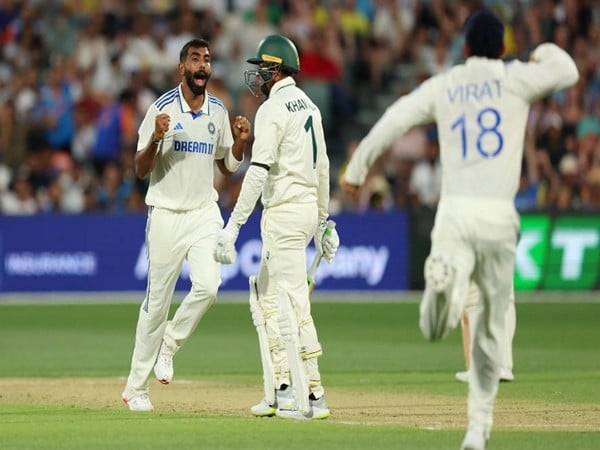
[92,89,138,171]
[32,65,75,152]
[1,171,37,215]
[0,0,598,214]
[409,131,441,209]
[96,162,131,213]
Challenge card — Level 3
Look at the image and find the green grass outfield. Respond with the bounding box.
[0,293,599,449]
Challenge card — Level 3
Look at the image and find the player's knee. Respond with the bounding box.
[258,294,278,314]
[190,280,219,303]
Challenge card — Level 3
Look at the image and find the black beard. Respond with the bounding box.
[261,79,275,97]
[185,70,210,96]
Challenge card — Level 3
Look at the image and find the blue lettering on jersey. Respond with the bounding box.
[174,140,214,154]
[447,79,501,103]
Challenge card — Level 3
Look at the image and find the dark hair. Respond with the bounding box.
[464,10,504,59]
[179,38,210,62]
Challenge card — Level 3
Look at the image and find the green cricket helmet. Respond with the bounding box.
[244,34,300,96]
[247,34,300,73]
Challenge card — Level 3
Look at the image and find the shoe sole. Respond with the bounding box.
[251,409,276,417]
[122,396,154,412]
[276,409,311,420]
[311,410,331,420]
[157,378,170,385]
[455,374,513,384]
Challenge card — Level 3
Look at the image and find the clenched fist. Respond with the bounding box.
[339,174,360,201]
[233,115,251,142]
[153,113,170,142]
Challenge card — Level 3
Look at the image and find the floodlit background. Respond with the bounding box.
[0,2,599,449]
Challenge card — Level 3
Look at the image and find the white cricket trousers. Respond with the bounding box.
[431,197,518,431]
[126,202,223,395]
[465,283,516,372]
[255,202,324,397]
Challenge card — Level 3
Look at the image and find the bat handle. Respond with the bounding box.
[308,219,336,292]
[324,219,336,236]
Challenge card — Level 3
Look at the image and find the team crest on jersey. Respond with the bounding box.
[208,122,216,135]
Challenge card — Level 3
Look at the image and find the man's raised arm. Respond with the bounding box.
[509,43,579,102]
[342,78,437,193]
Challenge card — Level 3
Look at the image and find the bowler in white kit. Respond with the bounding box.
[122,39,251,412]
[214,35,339,420]
[342,10,578,450]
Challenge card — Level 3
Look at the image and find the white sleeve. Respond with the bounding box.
[137,105,158,151]
[315,114,330,221]
[229,165,269,227]
[214,109,242,172]
[344,77,437,185]
[250,103,281,167]
[223,148,243,172]
[508,43,579,102]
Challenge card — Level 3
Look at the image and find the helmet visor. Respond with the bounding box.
[243,65,279,97]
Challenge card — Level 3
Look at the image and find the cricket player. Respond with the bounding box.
[213,35,339,419]
[455,283,516,384]
[122,38,251,412]
[341,10,578,449]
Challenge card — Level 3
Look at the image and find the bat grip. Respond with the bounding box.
[324,219,336,236]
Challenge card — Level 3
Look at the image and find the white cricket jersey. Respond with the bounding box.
[137,84,234,211]
[345,43,579,211]
[251,77,330,217]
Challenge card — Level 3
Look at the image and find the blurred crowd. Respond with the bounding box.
[0,0,599,216]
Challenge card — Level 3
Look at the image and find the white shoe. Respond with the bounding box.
[276,408,310,420]
[275,387,311,420]
[275,393,331,420]
[276,387,295,411]
[455,369,514,384]
[122,391,153,412]
[251,387,295,417]
[455,370,469,384]
[309,396,331,419]
[251,399,276,417]
[460,425,488,450]
[420,255,461,341]
[500,368,514,382]
[153,341,174,385]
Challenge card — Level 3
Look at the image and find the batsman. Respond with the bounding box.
[213,35,339,419]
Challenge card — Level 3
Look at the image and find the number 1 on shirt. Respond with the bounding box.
[304,115,317,168]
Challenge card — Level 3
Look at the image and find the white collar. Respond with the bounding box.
[270,77,296,95]
[177,84,211,116]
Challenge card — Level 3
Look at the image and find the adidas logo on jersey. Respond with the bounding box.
[174,122,184,131]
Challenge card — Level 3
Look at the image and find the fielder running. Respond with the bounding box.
[341,10,578,449]
[122,39,250,411]
[214,35,339,420]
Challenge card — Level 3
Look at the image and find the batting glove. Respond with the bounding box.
[214,222,240,264]
[315,219,340,263]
